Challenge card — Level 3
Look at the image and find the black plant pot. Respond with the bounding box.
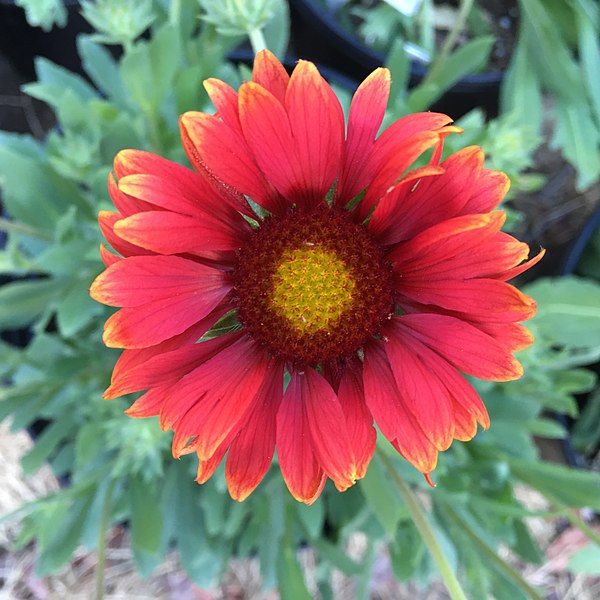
[557,207,600,468]
[289,0,504,118]
[0,0,92,78]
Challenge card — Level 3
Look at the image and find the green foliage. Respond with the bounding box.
[503,0,600,190]
[199,0,282,37]
[0,1,600,597]
[81,0,156,47]
[15,0,67,31]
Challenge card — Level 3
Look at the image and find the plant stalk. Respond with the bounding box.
[428,0,474,78]
[0,217,52,241]
[248,27,267,54]
[379,452,469,600]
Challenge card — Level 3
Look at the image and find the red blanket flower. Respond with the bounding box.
[91,51,543,504]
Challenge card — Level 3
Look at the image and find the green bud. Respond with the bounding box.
[198,0,278,37]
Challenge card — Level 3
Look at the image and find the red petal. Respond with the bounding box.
[401,232,531,281]
[368,165,444,244]
[300,369,357,491]
[108,172,151,216]
[108,307,226,397]
[362,342,404,440]
[238,82,302,206]
[99,243,120,266]
[461,168,510,214]
[363,343,438,473]
[252,49,290,103]
[90,255,229,308]
[277,374,326,505]
[106,331,238,399]
[203,78,241,132]
[389,212,506,274]
[337,361,376,479]
[357,113,452,218]
[475,321,534,352]
[226,361,284,501]
[284,60,345,207]
[118,171,244,230]
[384,329,455,451]
[493,248,546,281]
[166,338,270,460]
[396,278,537,323]
[179,112,285,214]
[358,132,443,219]
[114,210,244,256]
[337,67,391,204]
[98,211,152,258]
[390,436,438,476]
[371,147,486,242]
[393,314,524,381]
[115,148,248,218]
[125,385,169,418]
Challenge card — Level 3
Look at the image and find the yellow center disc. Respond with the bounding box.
[271,246,356,334]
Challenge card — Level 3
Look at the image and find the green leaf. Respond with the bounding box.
[26,57,97,106]
[0,279,60,328]
[129,475,163,556]
[501,33,543,134]
[56,278,104,337]
[176,473,220,587]
[524,276,600,349]
[120,24,183,114]
[576,7,600,126]
[360,453,410,535]
[36,495,94,575]
[21,415,76,474]
[552,99,600,191]
[408,36,494,111]
[276,544,311,600]
[296,496,324,539]
[77,36,129,106]
[512,520,544,564]
[312,538,362,575]
[389,520,426,580]
[571,388,600,453]
[262,0,290,58]
[508,457,600,510]
[15,0,67,31]
[526,418,567,439]
[386,38,411,105]
[568,543,600,575]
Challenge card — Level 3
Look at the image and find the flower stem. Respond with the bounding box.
[378,452,468,600]
[427,0,474,78]
[0,217,52,241]
[248,28,267,54]
[95,479,116,600]
[169,0,181,26]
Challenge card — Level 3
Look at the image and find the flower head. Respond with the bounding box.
[90,51,544,504]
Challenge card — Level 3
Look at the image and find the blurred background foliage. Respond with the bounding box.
[0,0,599,598]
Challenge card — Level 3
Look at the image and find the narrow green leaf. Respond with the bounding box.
[129,475,163,555]
[276,545,311,600]
[0,279,59,328]
[508,457,600,510]
[77,36,129,106]
[360,453,410,535]
[526,418,567,439]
